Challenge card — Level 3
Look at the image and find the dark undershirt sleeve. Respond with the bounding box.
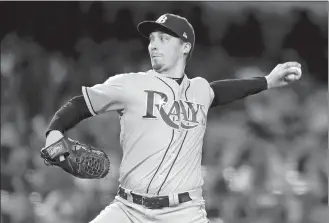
[45,95,92,137]
[210,77,268,107]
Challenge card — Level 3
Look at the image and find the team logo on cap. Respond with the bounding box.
[183,32,187,38]
[156,15,167,24]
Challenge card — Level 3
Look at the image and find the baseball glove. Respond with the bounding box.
[40,136,110,179]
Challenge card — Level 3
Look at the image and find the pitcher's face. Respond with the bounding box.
[148,31,185,72]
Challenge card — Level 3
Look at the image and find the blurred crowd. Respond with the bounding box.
[1,2,328,223]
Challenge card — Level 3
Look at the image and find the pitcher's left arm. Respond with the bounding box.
[210,62,302,107]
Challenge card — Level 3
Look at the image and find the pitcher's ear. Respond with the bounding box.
[183,42,191,55]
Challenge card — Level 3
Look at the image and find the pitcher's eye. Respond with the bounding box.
[160,35,169,41]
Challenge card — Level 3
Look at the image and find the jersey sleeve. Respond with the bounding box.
[208,82,215,108]
[82,74,128,116]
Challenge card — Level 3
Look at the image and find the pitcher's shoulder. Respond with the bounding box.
[104,71,148,82]
[189,76,211,87]
[117,71,150,79]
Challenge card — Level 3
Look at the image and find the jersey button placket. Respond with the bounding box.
[177,81,187,133]
[158,174,165,185]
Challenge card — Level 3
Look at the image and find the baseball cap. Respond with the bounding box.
[137,13,195,57]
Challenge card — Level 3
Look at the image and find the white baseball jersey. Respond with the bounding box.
[82,70,214,196]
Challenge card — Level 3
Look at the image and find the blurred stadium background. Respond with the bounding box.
[1,2,328,223]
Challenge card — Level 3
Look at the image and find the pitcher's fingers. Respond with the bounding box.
[283,62,301,68]
[295,67,302,79]
[284,67,301,76]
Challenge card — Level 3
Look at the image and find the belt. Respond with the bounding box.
[117,187,192,209]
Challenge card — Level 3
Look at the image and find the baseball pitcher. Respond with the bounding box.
[40,13,302,223]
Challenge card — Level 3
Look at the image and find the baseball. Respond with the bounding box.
[285,73,297,82]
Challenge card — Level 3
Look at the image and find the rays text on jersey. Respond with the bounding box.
[142,90,206,130]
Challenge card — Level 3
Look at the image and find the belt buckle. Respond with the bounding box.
[141,196,165,209]
[142,196,156,209]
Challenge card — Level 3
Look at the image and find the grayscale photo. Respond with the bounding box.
[1,1,328,223]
